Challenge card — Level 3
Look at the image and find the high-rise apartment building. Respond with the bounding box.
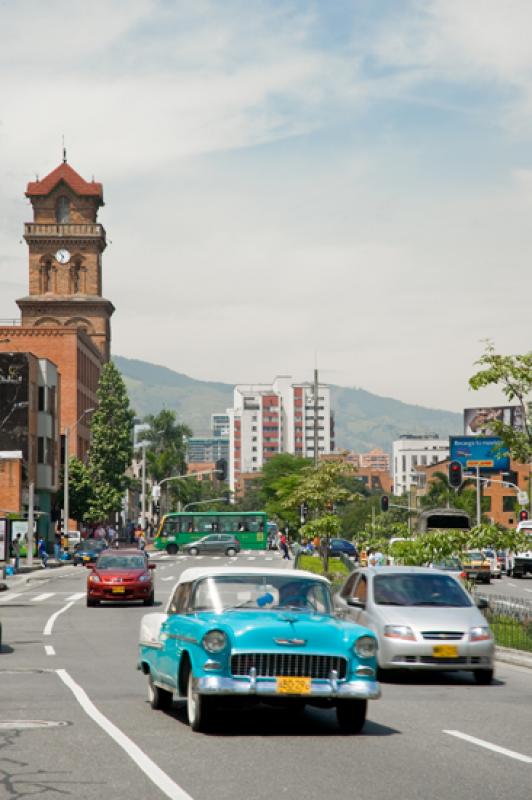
[393,434,449,496]
[359,448,390,472]
[228,376,333,492]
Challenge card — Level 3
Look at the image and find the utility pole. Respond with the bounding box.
[313,367,319,467]
[141,442,147,532]
[27,481,34,567]
[476,465,481,526]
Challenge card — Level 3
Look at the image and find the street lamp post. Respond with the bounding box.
[64,408,95,537]
[156,468,221,514]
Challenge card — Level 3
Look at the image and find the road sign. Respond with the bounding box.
[518,491,529,506]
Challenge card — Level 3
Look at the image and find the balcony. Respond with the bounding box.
[24,223,106,241]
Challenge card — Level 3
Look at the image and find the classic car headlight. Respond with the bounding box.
[354,635,377,658]
[202,630,228,653]
[469,626,492,642]
[89,574,100,583]
[383,625,416,641]
[139,574,151,582]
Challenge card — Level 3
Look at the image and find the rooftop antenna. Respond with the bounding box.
[62,134,67,163]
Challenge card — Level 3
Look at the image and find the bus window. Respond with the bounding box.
[180,516,194,533]
[194,516,214,534]
[162,518,179,536]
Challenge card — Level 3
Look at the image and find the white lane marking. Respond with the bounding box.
[65,592,85,601]
[265,557,273,561]
[247,557,256,561]
[44,645,56,656]
[0,593,22,603]
[443,730,532,764]
[43,601,76,635]
[507,582,517,587]
[212,557,221,560]
[161,576,175,582]
[524,588,532,594]
[32,593,55,602]
[56,669,193,800]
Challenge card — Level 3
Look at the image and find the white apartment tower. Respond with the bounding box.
[228,376,333,492]
[393,434,449,496]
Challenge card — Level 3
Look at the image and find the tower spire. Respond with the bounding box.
[62,134,67,163]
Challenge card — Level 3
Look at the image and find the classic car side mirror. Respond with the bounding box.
[475,597,488,609]
[347,597,365,609]
[148,563,156,570]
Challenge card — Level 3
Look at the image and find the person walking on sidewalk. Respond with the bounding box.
[38,537,48,568]
[280,531,291,560]
[12,534,21,573]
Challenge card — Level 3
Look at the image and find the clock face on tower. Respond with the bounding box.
[55,248,71,264]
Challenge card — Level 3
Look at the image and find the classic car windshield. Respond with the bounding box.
[192,575,332,614]
[373,573,472,607]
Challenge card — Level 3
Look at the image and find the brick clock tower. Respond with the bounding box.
[17,157,114,360]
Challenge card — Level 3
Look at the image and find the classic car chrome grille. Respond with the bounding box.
[231,653,347,679]
[421,631,464,641]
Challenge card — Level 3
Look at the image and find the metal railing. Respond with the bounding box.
[475,591,532,653]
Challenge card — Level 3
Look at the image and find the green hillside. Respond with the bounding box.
[113,355,461,451]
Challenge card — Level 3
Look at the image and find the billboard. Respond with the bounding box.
[464,406,525,436]
[450,436,510,472]
[0,353,30,459]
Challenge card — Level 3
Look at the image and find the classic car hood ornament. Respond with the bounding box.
[273,638,307,646]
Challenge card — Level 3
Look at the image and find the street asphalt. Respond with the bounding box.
[0,551,531,800]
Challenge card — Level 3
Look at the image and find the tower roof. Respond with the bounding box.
[26,162,103,200]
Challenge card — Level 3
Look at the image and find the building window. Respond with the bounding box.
[37,437,44,463]
[38,386,45,411]
[56,196,70,224]
[502,496,516,513]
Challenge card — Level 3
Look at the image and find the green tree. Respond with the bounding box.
[62,457,94,523]
[469,343,532,463]
[144,410,191,483]
[86,362,135,522]
[420,471,477,520]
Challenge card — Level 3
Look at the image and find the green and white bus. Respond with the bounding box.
[154,511,268,554]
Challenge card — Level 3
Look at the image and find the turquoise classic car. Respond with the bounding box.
[138,566,381,733]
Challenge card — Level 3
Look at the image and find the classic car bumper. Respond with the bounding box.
[193,675,381,700]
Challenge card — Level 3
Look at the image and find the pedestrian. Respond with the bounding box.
[280,531,291,560]
[54,531,62,562]
[126,520,135,544]
[107,526,116,547]
[137,530,146,551]
[12,533,21,573]
[38,536,48,568]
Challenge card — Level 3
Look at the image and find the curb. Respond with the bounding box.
[495,646,532,670]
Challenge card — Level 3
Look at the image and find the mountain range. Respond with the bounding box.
[113,355,462,453]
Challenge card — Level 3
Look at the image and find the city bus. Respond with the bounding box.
[154,511,268,553]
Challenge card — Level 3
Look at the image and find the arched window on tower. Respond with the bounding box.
[41,260,52,293]
[56,196,70,224]
[70,261,81,294]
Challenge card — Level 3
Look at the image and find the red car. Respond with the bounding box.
[86,550,156,607]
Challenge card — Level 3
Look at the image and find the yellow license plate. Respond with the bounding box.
[432,645,458,658]
[112,586,125,594]
[83,556,90,561]
[276,676,311,695]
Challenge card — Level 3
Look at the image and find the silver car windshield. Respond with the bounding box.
[192,575,332,615]
[373,574,472,607]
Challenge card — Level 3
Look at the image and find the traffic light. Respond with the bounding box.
[215,458,227,481]
[519,509,529,522]
[448,460,463,489]
[380,495,389,512]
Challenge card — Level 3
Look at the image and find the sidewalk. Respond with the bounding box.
[0,560,76,592]
[496,645,532,671]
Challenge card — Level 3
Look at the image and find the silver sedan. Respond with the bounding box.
[335,566,495,683]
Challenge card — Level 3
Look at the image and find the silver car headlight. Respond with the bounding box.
[354,635,377,658]
[384,625,416,641]
[469,626,492,642]
[202,630,228,653]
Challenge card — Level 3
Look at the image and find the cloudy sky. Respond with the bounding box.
[1,0,530,412]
